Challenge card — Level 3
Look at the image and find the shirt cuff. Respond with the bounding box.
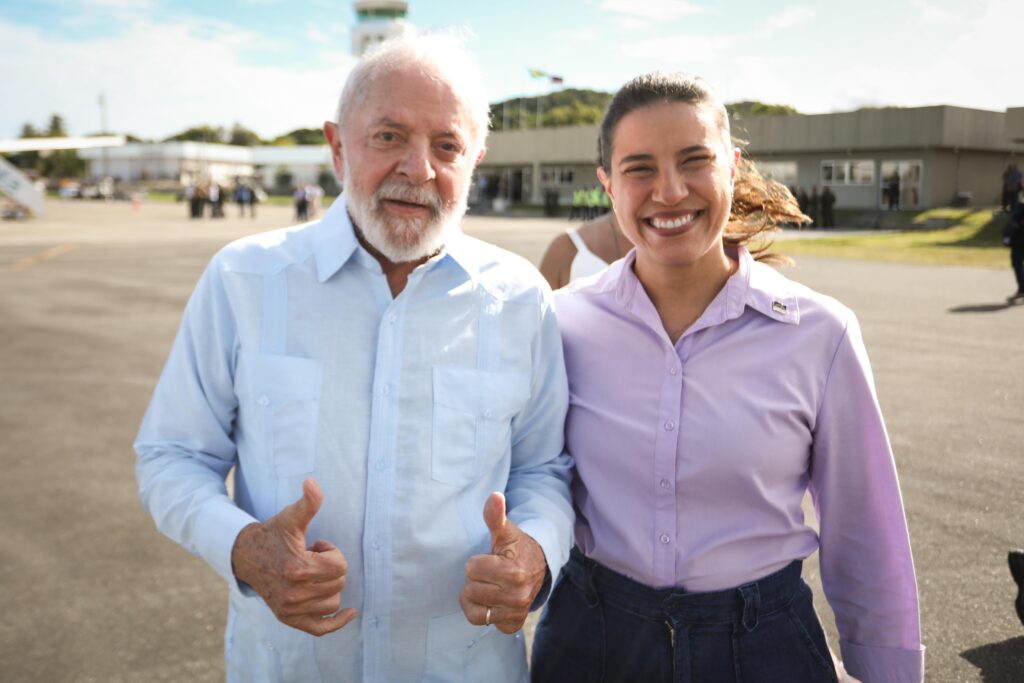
[841,640,925,683]
[191,495,258,588]
[515,517,564,609]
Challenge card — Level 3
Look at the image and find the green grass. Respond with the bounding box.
[779,207,1010,268]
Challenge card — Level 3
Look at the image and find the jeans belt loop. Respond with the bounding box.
[739,582,760,632]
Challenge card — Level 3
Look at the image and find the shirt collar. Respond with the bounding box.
[432,229,478,288]
[612,245,800,328]
[312,194,476,287]
[313,195,359,283]
[737,246,800,325]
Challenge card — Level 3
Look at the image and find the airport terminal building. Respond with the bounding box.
[475,105,1024,211]
[78,142,333,189]
[80,104,1024,210]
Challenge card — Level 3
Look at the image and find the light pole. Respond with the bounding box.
[98,93,109,183]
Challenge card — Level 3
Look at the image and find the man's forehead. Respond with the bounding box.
[358,67,474,130]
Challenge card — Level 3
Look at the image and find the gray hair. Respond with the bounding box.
[598,72,730,173]
[334,32,490,154]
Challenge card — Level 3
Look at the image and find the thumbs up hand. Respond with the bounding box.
[459,492,549,634]
[230,478,357,636]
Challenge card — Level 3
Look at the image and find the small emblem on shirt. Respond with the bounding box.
[772,300,788,314]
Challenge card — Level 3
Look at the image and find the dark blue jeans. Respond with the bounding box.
[531,548,838,683]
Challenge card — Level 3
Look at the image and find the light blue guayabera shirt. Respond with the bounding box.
[135,197,574,683]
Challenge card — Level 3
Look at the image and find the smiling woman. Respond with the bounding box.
[531,72,925,683]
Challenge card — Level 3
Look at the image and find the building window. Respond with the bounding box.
[879,160,922,210]
[357,9,405,20]
[758,161,798,187]
[541,167,575,186]
[821,160,875,185]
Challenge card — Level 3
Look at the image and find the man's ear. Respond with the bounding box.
[323,121,345,183]
[597,166,613,200]
[474,147,486,167]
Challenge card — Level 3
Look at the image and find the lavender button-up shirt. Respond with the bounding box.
[554,247,923,683]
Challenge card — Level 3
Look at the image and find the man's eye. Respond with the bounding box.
[624,166,652,176]
[377,131,398,142]
[438,142,461,155]
[683,155,711,166]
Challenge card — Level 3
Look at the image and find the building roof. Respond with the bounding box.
[478,105,1024,168]
[734,105,1021,154]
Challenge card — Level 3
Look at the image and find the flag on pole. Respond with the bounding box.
[529,68,546,78]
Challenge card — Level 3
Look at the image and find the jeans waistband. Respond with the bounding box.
[562,547,804,632]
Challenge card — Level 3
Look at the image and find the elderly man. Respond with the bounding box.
[135,35,573,682]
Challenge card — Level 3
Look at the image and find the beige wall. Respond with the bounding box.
[478,106,1023,208]
[483,125,600,166]
[1006,108,1024,143]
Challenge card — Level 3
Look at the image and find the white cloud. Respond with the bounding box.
[599,0,704,23]
[763,6,816,33]
[0,17,356,139]
[908,0,959,22]
[306,22,348,45]
[616,33,738,62]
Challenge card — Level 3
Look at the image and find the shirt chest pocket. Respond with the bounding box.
[431,367,530,487]
[239,353,323,477]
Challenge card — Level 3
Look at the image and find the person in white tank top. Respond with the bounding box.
[539,213,630,289]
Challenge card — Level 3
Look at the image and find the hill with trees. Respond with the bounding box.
[489,89,800,130]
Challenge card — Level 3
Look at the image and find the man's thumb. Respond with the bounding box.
[483,491,509,549]
[280,478,323,534]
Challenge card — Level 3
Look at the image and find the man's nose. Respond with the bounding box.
[397,142,436,185]
[652,169,689,206]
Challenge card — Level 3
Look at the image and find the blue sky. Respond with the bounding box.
[1,0,1017,139]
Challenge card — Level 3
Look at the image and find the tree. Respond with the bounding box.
[229,123,263,146]
[47,114,68,137]
[317,165,339,195]
[271,128,326,146]
[163,125,226,143]
[725,101,799,118]
[4,114,85,179]
[489,89,614,130]
[274,166,294,194]
[41,150,85,179]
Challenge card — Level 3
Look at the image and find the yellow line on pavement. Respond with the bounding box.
[6,243,75,272]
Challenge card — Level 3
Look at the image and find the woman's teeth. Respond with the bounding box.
[648,212,698,230]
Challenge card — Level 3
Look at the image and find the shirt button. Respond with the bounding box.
[659,478,670,489]
[382,384,391,396]
[371,617,379,628]
[257,396,269,407]
[388,314,397,324]
[375,459,386,471]
[669,366,678,376]
[484,409,495,419]
[659,534,671,544]
[664,420,676,431]
[372,538,382,550]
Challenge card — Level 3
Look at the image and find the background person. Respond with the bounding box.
[531,72,923,683]
[135,34,573,682]
[821,184,836,228]
[1005,200,1024,303]
[539,211,631,289]
[1002,163,1021,213]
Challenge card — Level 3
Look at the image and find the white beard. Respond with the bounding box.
[343,161,469,264]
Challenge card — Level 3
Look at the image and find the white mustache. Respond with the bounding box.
[375,182,442,213]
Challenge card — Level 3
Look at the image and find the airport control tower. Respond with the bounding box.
[352,1,414,56]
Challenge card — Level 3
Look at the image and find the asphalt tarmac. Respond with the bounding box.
[1,199,1022,682]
